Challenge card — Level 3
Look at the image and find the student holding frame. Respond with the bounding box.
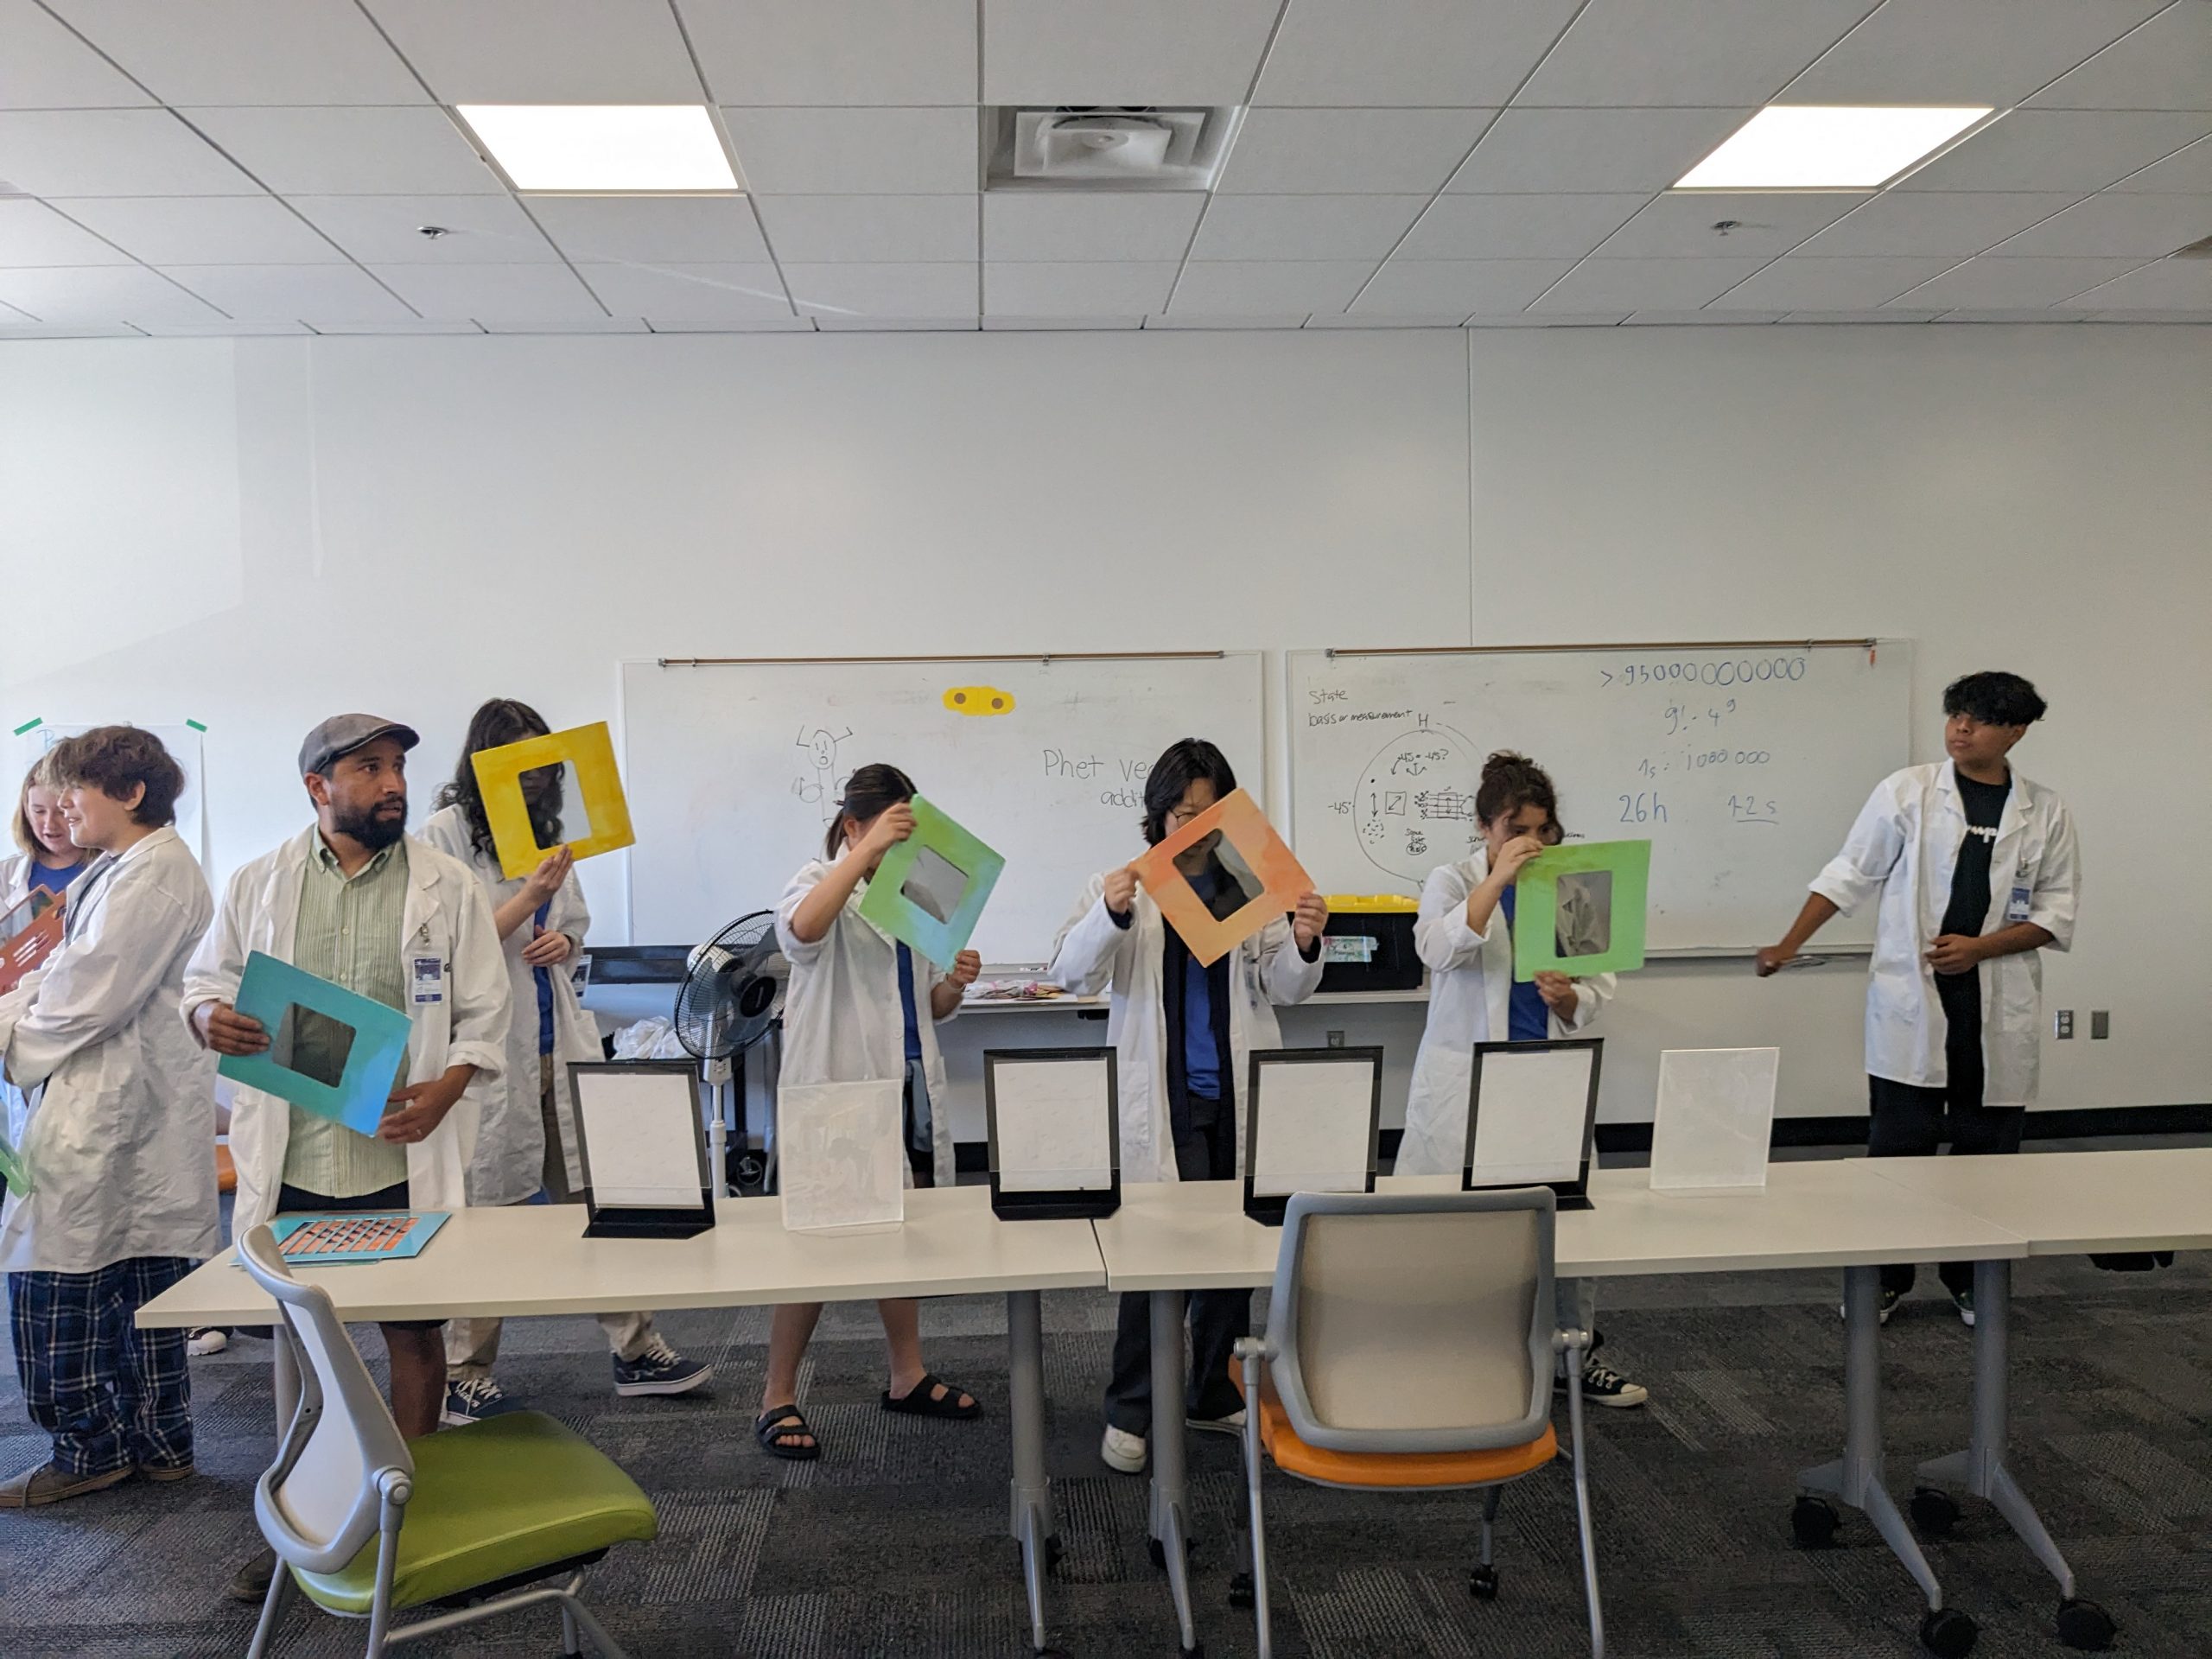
[1048,738,1327,1476]
[1399,751,1645,1409]
[759,764,982,1461]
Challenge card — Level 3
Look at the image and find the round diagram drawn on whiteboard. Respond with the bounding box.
[1345,717,1486,886]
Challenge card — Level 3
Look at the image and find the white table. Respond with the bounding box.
[1092,1163,2028,1658]
[138,1185,1106,1656]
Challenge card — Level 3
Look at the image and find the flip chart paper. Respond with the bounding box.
[1649,1047,1779,1192]
[470,721,635,880]
[1514,839,1650,982]
[991,1058,1114,1193]
[218,951,411,1138]
[1131,788,1312,969]
[575,1069,705,1208]
[1467,1046,1595,1188]
[857,796,1005,967]
[779,1078,905,1234]
[1249,1055,1376,1198]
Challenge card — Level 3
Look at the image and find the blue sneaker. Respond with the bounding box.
[612,1335,712,1398]
[442,1374,524,1427]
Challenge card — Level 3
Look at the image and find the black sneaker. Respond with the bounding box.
[612,1336,712,1398]
[1953,1288,1975,1328]
[1559,1357,1649,1409]
[1838,1287,1902,1325]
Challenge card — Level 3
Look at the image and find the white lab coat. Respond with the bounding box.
[774,857,958,1187]
[1812,761,2079,1105]
[420,805,601,1204]
[0,829,218,1273]
[1398,849,1615,1178]
[181,827,510,1235]
[1048,876,1323,1186]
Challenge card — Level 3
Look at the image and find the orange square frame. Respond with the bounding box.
[1131,787,1313,968]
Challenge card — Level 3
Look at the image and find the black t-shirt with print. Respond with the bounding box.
[1936,771,2011,1033]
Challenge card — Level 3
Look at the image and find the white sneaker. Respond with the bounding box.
[1101,1425,1147,1474]
[186,1327,228,1357]
[1187,1408,1248,1436]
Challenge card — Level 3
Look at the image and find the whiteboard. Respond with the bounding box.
[620,655,1264,959]
[1287,643,1910,952]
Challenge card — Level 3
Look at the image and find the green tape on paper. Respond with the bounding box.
[856,796,1004,969]
[10,719,41,736]
[1513,839,1650,982]
[185,719,207,733]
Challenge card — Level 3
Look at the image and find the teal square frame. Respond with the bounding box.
[218,950,413,1137]
[857,796,1004,968]
[1513,839,1651,982]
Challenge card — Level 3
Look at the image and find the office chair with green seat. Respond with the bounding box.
[1229,1187,1604,1658]
[235,1224,659,1658]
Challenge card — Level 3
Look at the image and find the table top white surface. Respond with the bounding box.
[1859,1147,2212,1257]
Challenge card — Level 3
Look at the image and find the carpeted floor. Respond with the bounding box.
[4,1247,2212,1656]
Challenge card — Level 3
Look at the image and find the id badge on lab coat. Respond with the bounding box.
[2004,885,2032,924]
[412,956,445,1005]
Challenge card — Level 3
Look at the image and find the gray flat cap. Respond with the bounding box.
[299,714,420,778]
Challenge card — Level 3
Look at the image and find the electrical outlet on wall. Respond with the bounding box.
[2091,1010,2110,1039]
[2055,1009,2074,1039]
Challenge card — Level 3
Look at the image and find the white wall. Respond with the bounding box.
[3,323,2205,1138]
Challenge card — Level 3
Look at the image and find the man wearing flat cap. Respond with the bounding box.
[183,715,509,1599]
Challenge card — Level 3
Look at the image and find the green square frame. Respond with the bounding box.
[856,796,1004,968]
[1513,838,1650,982]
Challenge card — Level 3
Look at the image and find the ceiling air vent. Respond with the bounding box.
[985,105,1240,192]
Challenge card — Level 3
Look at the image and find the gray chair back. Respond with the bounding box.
[1266,1187,1556,1454]
[237,1224,416,1575]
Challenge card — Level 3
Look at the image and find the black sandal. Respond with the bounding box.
[881,1373,980,1420]
[753,1404,821,1461]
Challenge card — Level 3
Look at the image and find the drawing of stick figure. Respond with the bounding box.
[794,723,855,819]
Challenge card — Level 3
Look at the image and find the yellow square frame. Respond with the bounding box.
[1132,787,1313,968]
[470,721,635,880]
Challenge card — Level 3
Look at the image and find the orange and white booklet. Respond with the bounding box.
[0,886,63,995]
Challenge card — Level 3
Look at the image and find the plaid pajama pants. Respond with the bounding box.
[9,1256,195,1477]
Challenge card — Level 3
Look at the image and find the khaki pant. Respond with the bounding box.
[446,1058,655,1380]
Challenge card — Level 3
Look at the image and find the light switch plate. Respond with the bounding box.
[2091,1010,2110,1040]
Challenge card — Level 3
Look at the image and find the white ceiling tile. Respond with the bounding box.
[576,262,790,319]
[982,193,1204,261]
[721,107,976,194]
[0,0,156,107]
[0,109,258,195]
[1527,255,1773,311]
[367,262,608,322]
[982,0,1281,105]
[2113,135,2212,192]
[1780,0,2166,105]
[1623,309,1784,324]
[162,263,416,322]
[0,198,134,265]
[1989,190,2212,257]
[48,0,425,105]
[525,195,769,264]
[754,195,976,262]
[1394,194,1649,260]
[1461,312,1626,327]
[56,195,345,264]
[188,106,505,194]
[1254,0,1583,108]
[683,0,976,105]
[0,263,219,323]
[785,262,977,317]
[2031,3,2212,111]
[1888,255,2153,308]
[1307,312,1465,327]
[1144,313,1311,328]
[2066,257,2212,308]
[1187,194,1429,260]
[985,261,1179,315]
[0,321,143,337]
[482,318,652,334]
[364,0,702,102]
[1351,257,1578,315]
[1797,191,2083,255]
[655,315,819,331]
[2087,308,2212,321]
[983,316,1145,329]
[1595,191,1863,257]
[1705,254,1961,309]
[1897,110,2212,193]
[1514,0,1874,107]
[1169,260,1378,315]
[1446,108,1752,194]
[312,318,484,334]
[135,318,311,335]
[1216,109,1494,194]
[289,194,561,264]
[1784,308,1943,322]
[810,315,969,330]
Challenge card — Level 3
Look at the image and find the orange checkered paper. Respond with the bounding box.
[1130,788,1313,969]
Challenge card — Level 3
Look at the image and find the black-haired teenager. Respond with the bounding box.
[1760,671,2082,1325]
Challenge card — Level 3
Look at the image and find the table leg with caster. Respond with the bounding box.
[1147,1288,1202,1657]
[1006,1289,1063,1656]
[1797,1265,1976,1659]
[1915,1260,2116,1653]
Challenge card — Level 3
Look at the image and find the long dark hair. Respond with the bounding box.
[436,698,561,860]
[826,762,916,859]
[1141,738,1236,846]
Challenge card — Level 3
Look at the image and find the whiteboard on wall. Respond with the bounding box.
[1287,643,1911,952]
[620,655,1265,960]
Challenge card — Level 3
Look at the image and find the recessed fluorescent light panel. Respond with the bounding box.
[1675,105,1993,191]
[456,105,739,192]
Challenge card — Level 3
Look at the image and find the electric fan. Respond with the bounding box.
[673,910,785,1194]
